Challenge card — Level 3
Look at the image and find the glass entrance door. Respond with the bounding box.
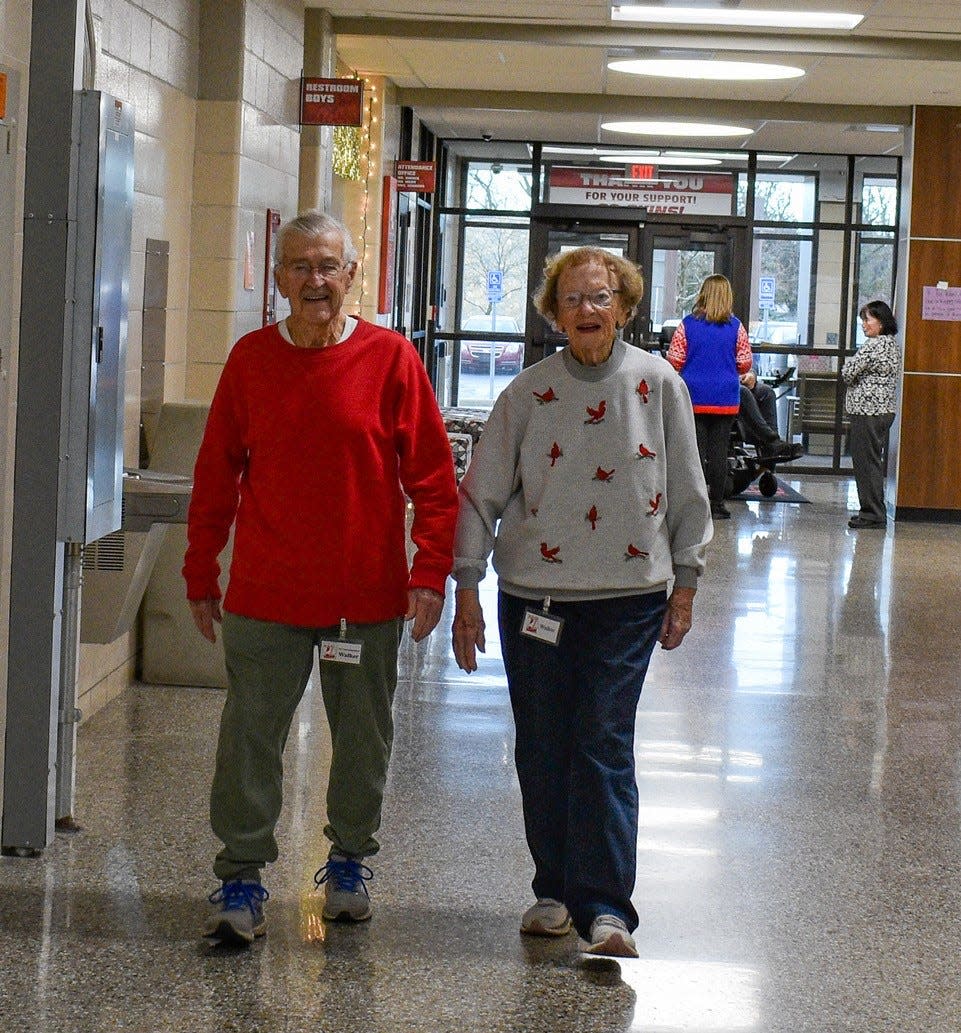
[642,226,741,347]
[526,219,643,363]
[526,214,744,362]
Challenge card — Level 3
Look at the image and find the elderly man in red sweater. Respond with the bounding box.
[184,210,458,946]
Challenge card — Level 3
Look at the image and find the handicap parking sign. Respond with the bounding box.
[487,269,504,302]
[759,276,776,306]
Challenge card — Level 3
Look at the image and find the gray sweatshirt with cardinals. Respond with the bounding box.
[453,340,712,602]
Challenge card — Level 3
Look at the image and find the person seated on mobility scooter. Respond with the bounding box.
[727,369,803,498]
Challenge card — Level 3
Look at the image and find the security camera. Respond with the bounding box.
[491,163,503,174]
[481,132,493,142]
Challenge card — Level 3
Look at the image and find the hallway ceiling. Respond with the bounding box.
[314,0,961,155]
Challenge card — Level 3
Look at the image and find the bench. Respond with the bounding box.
[792,374,849,447]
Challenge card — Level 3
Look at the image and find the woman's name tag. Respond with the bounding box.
[521,607,563,646]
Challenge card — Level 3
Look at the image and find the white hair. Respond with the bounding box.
[273,210,358,269]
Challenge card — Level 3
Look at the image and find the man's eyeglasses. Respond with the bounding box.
[285,260,350,279]
[558,289,620,311]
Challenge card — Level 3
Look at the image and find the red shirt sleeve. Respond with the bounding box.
[667,322,688,371]
[393,346,459,595]
[182,356,247,601]
[735,321,753,375]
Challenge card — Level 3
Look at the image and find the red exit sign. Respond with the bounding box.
[629,164,656,180]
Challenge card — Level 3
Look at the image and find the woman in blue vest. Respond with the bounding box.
[668,274,754,519]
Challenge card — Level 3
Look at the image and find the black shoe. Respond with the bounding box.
[759,440,804,463]
[847,515,886,529]
[711,503,731,520]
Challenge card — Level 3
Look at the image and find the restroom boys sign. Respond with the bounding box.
[300,78,364,126]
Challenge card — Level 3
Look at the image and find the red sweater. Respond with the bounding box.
[183,320,458,627]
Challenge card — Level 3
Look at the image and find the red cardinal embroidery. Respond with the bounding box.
[531,507,539,516]
[593,466,615,482]
[636,379,650,404]
[548,442,563,467]
[625,544,649,560]
[647,492,662,516]
[540,542,562,563]
[533,387,557,404]
[586,505,599,530]
[636,443,657,460]
[585,399,606,424]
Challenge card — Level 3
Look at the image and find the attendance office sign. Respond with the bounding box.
[300,77,364,126]
[548,166,733,215]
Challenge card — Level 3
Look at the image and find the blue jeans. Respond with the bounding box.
[498,590,667,937]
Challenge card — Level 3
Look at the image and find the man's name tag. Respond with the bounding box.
[320,639,363,665]
[521,608,563,646]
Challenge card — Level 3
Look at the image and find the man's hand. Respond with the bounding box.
[189,597,223,643]
[659,586,695,650]
[452,587,486,672]
[740,369,757,390]
[405,587,444,642]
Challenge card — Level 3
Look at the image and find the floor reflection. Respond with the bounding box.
[4,474,961,1030]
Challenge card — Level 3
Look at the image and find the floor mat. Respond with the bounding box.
[732,477,810,503]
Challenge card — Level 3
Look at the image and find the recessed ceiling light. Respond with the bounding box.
[608,58,805,81]
[611,6,863,30]
[599,153,722,166]
[602,120,754,138]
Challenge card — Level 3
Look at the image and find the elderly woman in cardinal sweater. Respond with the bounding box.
[451,246,711,959]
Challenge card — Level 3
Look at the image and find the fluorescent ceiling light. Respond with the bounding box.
[599,153,722,166]
[539,145,649,155]
[664,150,794,162]
[611,5,863,30]
[845,123,902,133]
[602,120,753,138]
[608,58,804,81]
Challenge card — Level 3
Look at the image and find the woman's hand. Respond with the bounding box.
[452,587,486,672]
[659,586,695,650]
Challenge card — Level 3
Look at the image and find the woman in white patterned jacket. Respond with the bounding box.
[841,299,901,529]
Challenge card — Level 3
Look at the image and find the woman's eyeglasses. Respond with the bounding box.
[558,289,620,311]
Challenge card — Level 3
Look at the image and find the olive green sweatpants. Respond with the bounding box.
[210,611,402,883]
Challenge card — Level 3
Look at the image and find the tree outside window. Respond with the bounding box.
[459,165,532,327]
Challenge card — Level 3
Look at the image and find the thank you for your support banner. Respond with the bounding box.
[548,166,733,215]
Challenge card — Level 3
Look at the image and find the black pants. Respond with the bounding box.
[738,382,778,446]
[694,413,736,505]
[849,412,894,522]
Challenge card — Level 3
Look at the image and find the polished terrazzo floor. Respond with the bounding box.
[3,473,961,1032]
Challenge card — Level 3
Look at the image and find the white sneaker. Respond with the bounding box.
[520,897,573,936]
[579,914,638,958]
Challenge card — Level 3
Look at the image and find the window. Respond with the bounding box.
[464,163,532,211]
[752,173,817,223]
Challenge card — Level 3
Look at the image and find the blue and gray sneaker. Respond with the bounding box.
[314,853,373,922]
[203,879,269,945]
